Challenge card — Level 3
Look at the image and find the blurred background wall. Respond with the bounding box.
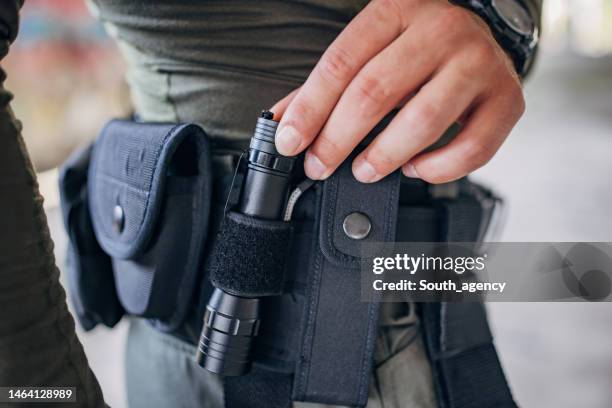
[2,0,612,407]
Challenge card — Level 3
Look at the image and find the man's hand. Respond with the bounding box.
[272,0,525,184]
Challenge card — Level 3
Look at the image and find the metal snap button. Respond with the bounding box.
[113,204,125,233]
[343,212,371,240]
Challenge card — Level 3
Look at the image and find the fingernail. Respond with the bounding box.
[404,163,420,179]
[275,125,301,156]
[305,152,329,180]
[353,157,380,183]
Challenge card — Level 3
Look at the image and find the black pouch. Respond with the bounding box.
[60,119,212,331]
[89,120,212,330]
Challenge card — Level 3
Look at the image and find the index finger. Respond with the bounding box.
[275,0,409,156]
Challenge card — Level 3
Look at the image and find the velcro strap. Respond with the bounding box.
[209,211,293,297]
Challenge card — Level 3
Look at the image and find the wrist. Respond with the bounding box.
[450,0,540,77]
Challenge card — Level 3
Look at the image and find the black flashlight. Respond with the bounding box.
[196,111,296,376]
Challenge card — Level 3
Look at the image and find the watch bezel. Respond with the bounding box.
[490,0,535,39]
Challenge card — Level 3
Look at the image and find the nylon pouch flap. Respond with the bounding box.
[89,120,211,258]
[319,155,401,265]
[88,120,212,327]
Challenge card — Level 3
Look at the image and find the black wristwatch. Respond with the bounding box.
[451,0,539,76]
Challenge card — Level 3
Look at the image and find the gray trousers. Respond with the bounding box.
[126,303,437,408]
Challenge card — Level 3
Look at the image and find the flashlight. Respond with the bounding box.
[196,111,295,376]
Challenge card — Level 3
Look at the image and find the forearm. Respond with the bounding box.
[0,2,106,406]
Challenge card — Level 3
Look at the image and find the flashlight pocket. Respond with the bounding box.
[85,119,212,331]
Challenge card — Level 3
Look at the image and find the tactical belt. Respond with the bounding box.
[59,119,516,408]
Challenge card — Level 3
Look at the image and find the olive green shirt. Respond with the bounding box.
[89,0,541,148]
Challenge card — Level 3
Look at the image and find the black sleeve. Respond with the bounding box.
[0,0,22,48]
[0,2,107,406]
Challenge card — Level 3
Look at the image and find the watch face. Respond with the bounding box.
[491,0,534,37]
